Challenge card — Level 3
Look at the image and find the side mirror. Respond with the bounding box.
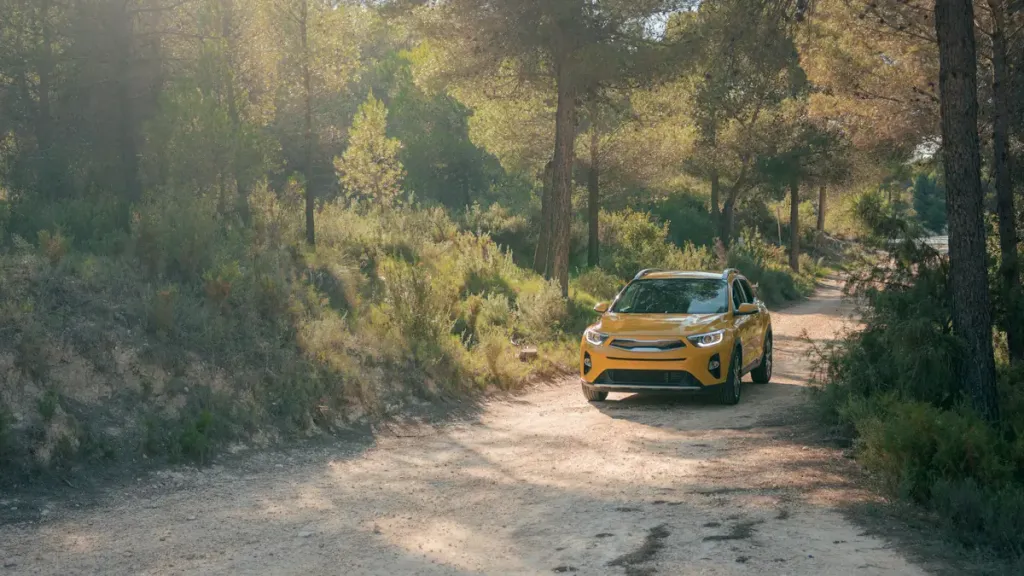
[736,303,759,316]
[594,302,609,314]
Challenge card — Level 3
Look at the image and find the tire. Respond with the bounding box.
[751,333,773,384]
[719,348,742,405]
[582,383,609,402]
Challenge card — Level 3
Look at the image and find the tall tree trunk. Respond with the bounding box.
[114,3,142,214]
[588,128,600,268]
[710,168,721,224]
[817,185,827,233]
[548,61,578,297]
[789,178,800,272]
[721,196,736,246]
[300,0,315,246]
[533,160,554,275]
[988,0,1023,363]
[222,0,246,221]
[36,0,61,201]
[935,0,1000,422]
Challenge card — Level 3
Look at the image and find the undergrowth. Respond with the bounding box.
[0,189,820,482]
[0,187,584,480]
[811,208,1024,561]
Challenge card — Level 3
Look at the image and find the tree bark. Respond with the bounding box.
[114,2,142,214]
[300,0,315,246]
[548,60,578,297]
[789,178,800,272]
[36,0,61,201]
[987,0,1023,363]
[721,196,736,246]
[710,168,721,224]
[533,160,554,275]
[588,128,600,268]
[221,0,247,221]
[817,185,827,233]
[935,0,1000,422]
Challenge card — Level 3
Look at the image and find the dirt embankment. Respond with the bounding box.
[0,279,962,575]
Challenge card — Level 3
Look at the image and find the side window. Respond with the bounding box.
[739,279,756,303]
[731,280,746,309]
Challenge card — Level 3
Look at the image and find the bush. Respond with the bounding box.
[599,209,716,280]
[647,192,717,247]
[727,231,815,306]
[517,280,569,344]
[1,198,587,478]
[812,224,1024,560]
[133,189,223,281]
[461,202,532,261]
[574,267,623,301]
[599,209,676,280]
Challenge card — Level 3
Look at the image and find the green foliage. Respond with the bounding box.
[647,192,717,248]
[813,233,1024,559]
[911,173,946,234]
[133,189,223,281]
[599,209,716,280]
[336,92,406,208]
[854,188,920,242]
[0,0,875,485]
[517,280,570,345]
[727,231,816,305]
[460,203,533,261]
[574,268,624,302]
[0,196,594,474]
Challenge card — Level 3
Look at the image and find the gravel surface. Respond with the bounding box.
[0,278,932,575]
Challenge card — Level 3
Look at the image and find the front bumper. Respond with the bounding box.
[582,380,708,394]
[580,337,736,391]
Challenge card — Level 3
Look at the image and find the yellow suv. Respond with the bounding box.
[580,269,772,405]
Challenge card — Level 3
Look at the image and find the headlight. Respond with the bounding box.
[688,329,725,348]
[584,328,609,346]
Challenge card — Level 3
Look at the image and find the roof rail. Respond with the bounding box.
[721,268,740,281]
[634,269,662,281]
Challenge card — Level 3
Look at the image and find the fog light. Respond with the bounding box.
[708,353,722,379]
[583,353,593,375]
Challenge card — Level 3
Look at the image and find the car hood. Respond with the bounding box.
[595,313,728,337]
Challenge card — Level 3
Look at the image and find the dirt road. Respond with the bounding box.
[1,280,933,575]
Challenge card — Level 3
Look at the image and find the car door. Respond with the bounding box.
[731,279,758,368]
[738,277,766,361]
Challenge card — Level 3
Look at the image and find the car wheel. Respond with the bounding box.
[751,333,773,384]
[720,348,742,405]
[582,383,609,403]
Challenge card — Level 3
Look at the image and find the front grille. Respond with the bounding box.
[595,369,701,387]
[610,339,685,352]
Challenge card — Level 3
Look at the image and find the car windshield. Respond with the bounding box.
[611,278,728,315]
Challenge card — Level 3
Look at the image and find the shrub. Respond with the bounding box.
[647,192,717,247]
[517,280,569,344]
[599,209,676,280]
[574,267,623,301]
[37,229,70,265]
[599,209,717,280]
[0,196,584,476]
[461,202,532,259]
[134,189,222,281]
[812,224,1024,560]
[727,231,815,306]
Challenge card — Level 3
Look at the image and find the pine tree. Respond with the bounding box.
[336,92,406,208]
